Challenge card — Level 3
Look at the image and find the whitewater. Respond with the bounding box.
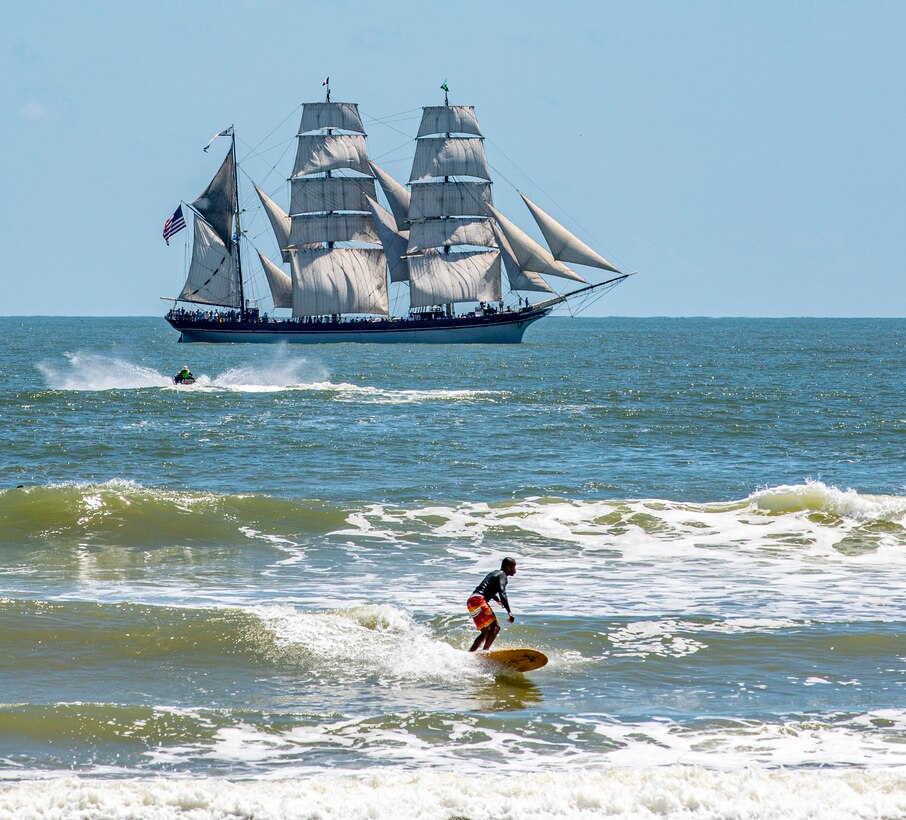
[1,316,905,818]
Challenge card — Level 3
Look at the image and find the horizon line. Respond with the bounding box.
[2,314,904,321]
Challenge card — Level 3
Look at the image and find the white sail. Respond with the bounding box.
[416,106,483,138]
[520,194,621,273]
[487,205,587,283]
[407,218,495,253]
[257,250,292,308]
[192,149,235,247]
[493,225,553,293]
[293,134,370,177]
[409,181,493,220]
[409,250,501,307]
[289,213,378,246]
[409,138,491,182]
[254,184,292,263]
[178,218,240,307]
[369,161,411,229]
[290,177,376,215]
[299,102,365,135]
[366,196,409,283]
[291,247,388,316]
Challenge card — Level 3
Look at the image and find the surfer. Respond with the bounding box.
[174,365,195,385]
[467,557,516,652]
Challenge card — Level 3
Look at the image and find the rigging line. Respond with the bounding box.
[236,237,269,306]
[485,160,521,193]
[486,138,624,270]
[361,107,422,140]
[237,139,294,196]
[369,138,416,164]
[363,105,422,121]
[247,104,302,156]
[236,135,295,167]
[364,113,422,127]
[485,136,551,199]
[236,165,277,203]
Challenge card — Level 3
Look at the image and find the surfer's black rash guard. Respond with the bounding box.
[473,570,511,613]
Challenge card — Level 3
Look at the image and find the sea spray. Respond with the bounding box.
[38,352,171,391]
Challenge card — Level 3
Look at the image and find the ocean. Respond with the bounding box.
[1,316,905,818]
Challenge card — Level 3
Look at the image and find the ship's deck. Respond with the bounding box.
[166,306,549,344]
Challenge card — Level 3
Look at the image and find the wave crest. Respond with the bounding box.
[750,480,906,522]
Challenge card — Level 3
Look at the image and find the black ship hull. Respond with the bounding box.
[168,307,549,344]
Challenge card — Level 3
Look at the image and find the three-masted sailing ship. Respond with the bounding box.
[164,87,631,343]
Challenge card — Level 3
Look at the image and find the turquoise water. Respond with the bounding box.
[2,316,906,818]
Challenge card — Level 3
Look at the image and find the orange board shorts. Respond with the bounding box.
[467,595,496,631]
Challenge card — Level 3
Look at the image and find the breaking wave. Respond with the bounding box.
[3,479,905,553]
[2,763,906,818]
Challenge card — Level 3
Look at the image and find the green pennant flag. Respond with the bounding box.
[440,80,449,92]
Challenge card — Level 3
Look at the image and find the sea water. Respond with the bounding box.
[1,316,905,818]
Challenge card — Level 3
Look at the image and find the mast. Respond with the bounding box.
[288,96,388,317]
[176,140,242,310]
[230,126,245,316]
[444,91,451,317]
[405,92,501,309]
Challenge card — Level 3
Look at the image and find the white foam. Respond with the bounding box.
[36,349,502,400]
[201,379,502,402]
[38,352,171,390]
[325,384,504,404]
[603,617,808,660]
[197,356,330,393]
[250,604,483,685]
[4,767,906,819]
[73,705,906,776]
[348,484,906,621]
[583,710,906,770]
[606,620,708,658]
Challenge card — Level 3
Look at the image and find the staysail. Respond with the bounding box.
[367,196,409,283]
[254,184,292,263]
[486,205,587,284]
[369,161,410,230]
[493,226,554,294]
[257,250,292,309]
[520,194,621,273]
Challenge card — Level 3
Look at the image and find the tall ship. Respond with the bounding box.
[163,85,632,344]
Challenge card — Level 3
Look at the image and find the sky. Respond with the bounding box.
[3,0,904,317]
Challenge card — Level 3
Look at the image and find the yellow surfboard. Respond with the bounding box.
[484,648,548,672]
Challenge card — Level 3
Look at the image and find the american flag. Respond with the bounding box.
[162,205,186,245]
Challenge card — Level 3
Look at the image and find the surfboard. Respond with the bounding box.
[484,648,548,672]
